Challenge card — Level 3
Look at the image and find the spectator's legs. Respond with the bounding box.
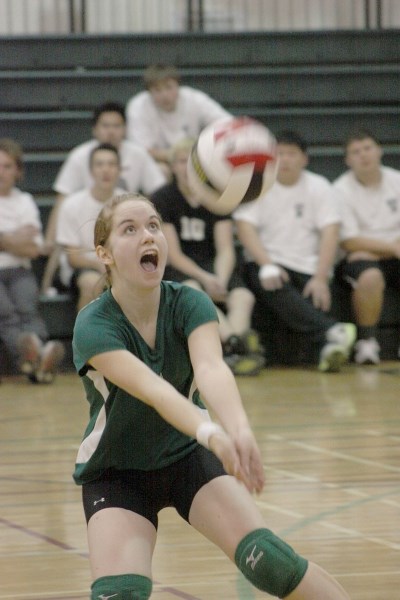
[0,268,47,363]
[222,286,254,339]
[245,263,336,345]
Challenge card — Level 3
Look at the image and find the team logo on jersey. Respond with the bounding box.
[295,203,304,217]
[387,198,398,213]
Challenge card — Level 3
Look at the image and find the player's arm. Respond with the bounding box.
[213,219,236,288]
[89,349,249,487]
[189,321,265,492]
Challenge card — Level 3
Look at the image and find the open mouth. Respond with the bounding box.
[140,251,158,272]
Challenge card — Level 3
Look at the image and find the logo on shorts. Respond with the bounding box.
[246,544,264,570]
[93,497,106,506]
[98,594,118,600]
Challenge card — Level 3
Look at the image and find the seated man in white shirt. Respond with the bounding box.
[334,129,400,365]
[56,143,125,311]
[47,101,166,249]
[126,64,231,177]
[0,138,64,382]
[234,130,356,372]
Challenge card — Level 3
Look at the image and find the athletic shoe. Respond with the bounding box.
[318,342,349,373]
[325,322,357,357]
[354,338,380,365]
[225,353,265,376]
[223,334,246,356]
[17,332,42,376]
[241,329,265,356]
[35,341,65,383]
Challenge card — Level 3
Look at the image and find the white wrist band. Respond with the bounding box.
[196,422,224,449]
[259,264,281,280]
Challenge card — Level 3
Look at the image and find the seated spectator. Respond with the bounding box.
[41,102,166,295]
[56,143,125,311]
[151,139,265,376]
[126,64,231,178]
[45,101,166,253]
[0,138,64,382]
[234,130,356,372]
[334,129,400,365]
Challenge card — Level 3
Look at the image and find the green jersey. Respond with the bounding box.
[72,281,218,484]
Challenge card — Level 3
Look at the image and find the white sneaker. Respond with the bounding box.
[326,323,357,357]
[354,338,380,365]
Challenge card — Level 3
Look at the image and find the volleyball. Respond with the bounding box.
[187,116,278,215]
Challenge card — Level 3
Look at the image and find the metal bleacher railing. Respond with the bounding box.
[0,0,399,35]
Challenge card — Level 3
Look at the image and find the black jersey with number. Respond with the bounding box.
[152,181,228,269]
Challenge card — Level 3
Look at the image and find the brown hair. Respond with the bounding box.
[143,64,180,90]
[344,128,380,150]
[0,138,24,180]
[94,193,161,285]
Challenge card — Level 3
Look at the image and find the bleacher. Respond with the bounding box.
[1,29,400,370]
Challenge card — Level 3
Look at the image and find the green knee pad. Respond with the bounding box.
[91,573,152,600]
[235,528,308,598]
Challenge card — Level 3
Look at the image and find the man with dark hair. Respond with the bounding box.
[334,129,400,364]
[46,101,166,248]
[234,130,356,371]
[55,143,125,311]
[41,102,166,293]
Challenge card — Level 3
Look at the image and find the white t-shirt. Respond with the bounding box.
[126,85,231,149]
[233,170,341,275]
[334,166,400,242]
[56,187,125,284]
[0,188,43,269]
[53,139,166,196]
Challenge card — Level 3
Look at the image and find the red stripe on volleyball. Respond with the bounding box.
[214,116,255,141]
[226,153,275,171]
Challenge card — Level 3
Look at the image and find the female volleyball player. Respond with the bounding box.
[72,193,350,599]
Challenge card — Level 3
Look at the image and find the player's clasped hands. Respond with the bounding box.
[208,427,265,494]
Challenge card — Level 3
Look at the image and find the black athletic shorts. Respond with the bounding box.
[335,258,400,289]
[82,444,227,529]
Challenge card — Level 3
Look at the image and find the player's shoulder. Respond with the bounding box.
[75,289,114,326]
[152,182,181,208]
[162,279,208,303]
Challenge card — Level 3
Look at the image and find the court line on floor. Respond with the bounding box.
[0,517,202,600]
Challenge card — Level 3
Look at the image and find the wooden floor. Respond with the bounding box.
[0,362,399,599]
